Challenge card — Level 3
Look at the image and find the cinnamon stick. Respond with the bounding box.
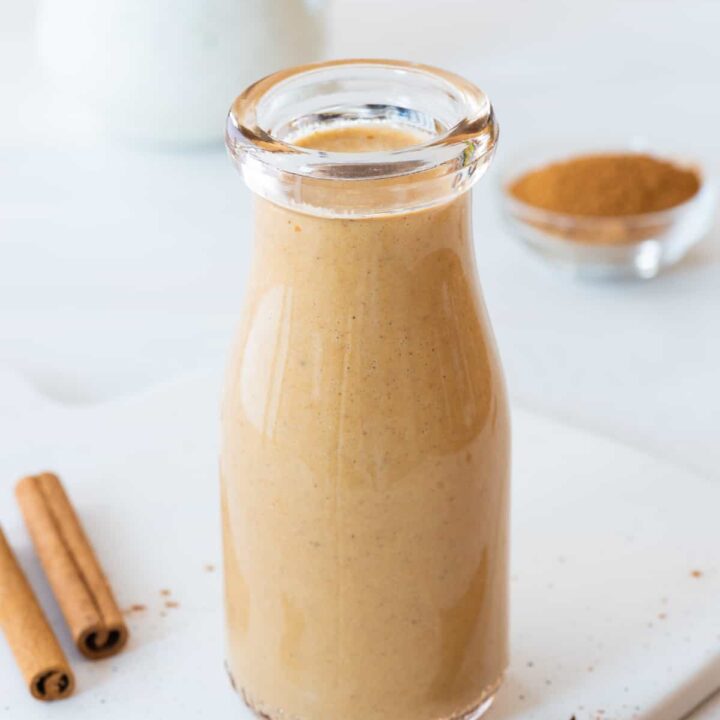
[15,473,129,660]
[0,526,75,700]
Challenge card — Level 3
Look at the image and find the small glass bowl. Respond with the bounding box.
[500,145,716,279]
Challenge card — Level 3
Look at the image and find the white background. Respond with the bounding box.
[1,1,719,716]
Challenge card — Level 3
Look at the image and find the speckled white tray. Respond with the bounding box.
[0,368,718,720]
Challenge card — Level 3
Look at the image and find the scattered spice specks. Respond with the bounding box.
[691,569,703,578]
[658,612,667,620]
[587,666,594,673]
[165,600,180,609]
[294,225,302,233]
[160,589,171,597]
[123,603,147,615]
[205,563,216,573]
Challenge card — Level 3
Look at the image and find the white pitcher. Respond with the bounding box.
[37,0,327,146]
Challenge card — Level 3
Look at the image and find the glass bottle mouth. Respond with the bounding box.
[226,59,499,217]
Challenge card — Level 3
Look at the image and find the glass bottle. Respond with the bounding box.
[222,59,509,720]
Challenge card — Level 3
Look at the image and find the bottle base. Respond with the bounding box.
[227,663,501,720]
[453,691,497,720]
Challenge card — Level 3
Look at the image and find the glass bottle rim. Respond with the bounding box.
[226,59,499,216]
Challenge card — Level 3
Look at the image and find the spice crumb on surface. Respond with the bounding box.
[205,563,216,573]
[691,569,703,578]
[165,600,180,609]
[160,589,171,597]
[123,604,147,615]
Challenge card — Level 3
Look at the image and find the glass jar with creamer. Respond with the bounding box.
[222,59,510,720]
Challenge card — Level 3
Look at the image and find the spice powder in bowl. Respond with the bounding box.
[503,149,714,278]
[510,153,700,221]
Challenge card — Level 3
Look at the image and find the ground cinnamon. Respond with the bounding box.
[0,527,75,701]
[15,473,128,660]
[510,153,700,216]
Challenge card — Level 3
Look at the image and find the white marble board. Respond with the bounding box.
[0,369,718,720]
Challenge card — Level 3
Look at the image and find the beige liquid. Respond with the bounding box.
[221,125,510,720]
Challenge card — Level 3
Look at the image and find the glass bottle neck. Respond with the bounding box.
[249,191,477,288]
[227,59,498,218]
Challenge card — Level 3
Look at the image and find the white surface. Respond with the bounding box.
[0,369,718,719]
[1,1,720,716]
[1,0,719,481]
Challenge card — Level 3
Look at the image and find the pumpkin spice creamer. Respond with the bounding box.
[222,60,510,720]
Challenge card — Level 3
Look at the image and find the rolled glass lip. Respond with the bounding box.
[226,58,498,183]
